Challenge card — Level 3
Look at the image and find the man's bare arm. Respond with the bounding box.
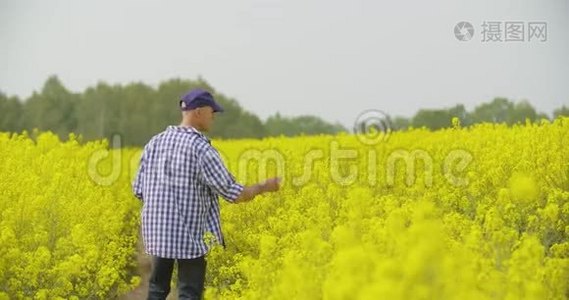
[234,177,281,203]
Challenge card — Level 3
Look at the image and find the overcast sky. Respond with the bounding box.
[1,0,568,127]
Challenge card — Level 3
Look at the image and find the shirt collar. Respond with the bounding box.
[167,125,211,144]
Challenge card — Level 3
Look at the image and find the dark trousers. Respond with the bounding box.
[147,255,206,300]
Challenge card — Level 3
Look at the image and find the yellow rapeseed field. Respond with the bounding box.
[1,118,568,299]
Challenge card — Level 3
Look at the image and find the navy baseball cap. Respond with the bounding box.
[179,89,224,112]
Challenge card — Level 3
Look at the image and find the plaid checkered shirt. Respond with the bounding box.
[132,125,244,259]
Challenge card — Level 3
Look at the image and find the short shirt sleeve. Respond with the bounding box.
[198,147,244,203]
[132,145,149,201]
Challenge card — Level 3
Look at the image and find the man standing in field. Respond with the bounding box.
[132,88,281,299]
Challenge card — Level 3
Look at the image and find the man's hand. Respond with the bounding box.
[262,177,281,192]
[234,177,282,203]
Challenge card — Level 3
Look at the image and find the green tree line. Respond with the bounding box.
[390,99,568,131]
[1,76,567,146]
[0,76,346,146]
